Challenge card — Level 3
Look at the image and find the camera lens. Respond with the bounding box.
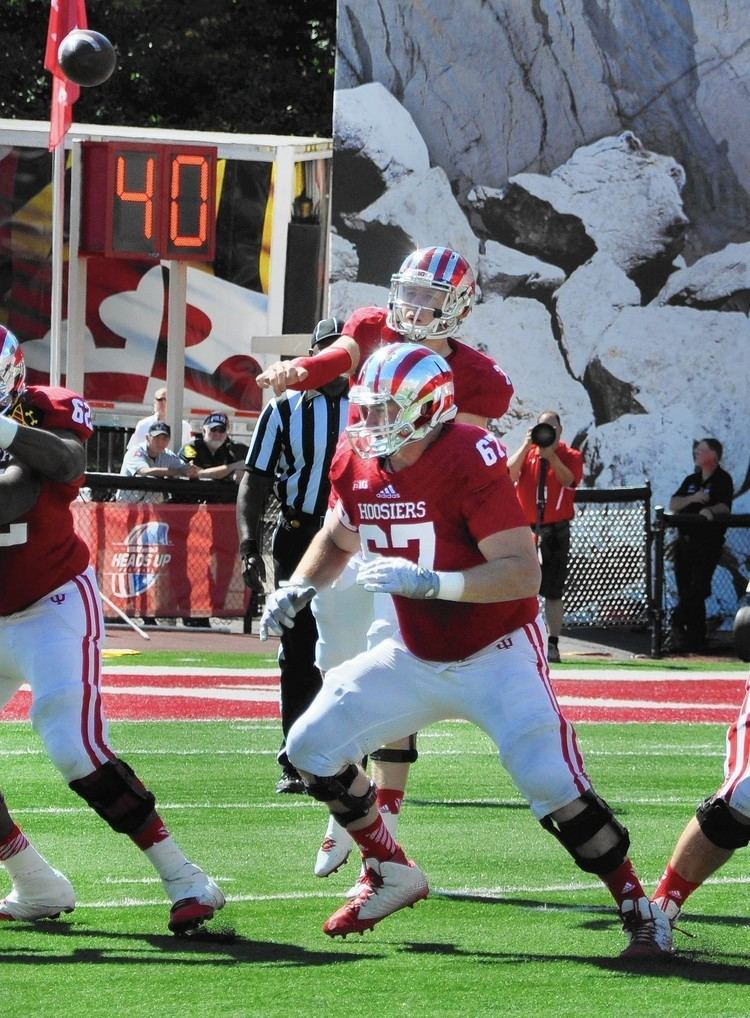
[531,422,556,448]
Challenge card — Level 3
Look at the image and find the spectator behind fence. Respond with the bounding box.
[116,421,199,504]
[236,316,349,795]
[668,437,734,652]
[508,411,583,663]
[177,412,248,503]
[126,386,192,453]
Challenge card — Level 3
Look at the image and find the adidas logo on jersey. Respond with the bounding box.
[376,484,400,499]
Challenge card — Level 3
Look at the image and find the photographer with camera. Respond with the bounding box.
[508,411,583,662]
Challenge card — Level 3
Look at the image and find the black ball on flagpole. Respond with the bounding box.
[58,29,116,88]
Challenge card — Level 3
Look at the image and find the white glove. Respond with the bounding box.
[259,582,316,639]
[356,556,440,599]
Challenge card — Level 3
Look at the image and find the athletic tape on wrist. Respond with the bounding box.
[0,416,18,449]
[435,571,465,601]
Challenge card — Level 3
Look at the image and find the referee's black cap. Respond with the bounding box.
[310,317,345,350]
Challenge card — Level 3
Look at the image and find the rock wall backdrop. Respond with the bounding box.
[330,0,750,520]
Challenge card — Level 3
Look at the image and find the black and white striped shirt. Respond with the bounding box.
[245,389,349,518]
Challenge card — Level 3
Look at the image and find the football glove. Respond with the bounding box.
[241,552,266,594]
[259,582,317,640]
[356,556,439,599]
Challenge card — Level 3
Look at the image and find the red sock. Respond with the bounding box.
[652,864,700,910]
[601,858,646,907]
[0,824,29,861]
[131,815,170,850]
[350,816,407,864]
[376,787,403,816]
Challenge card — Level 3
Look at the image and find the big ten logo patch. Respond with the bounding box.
[109,521,172,598]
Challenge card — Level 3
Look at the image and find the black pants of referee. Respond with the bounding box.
[272,516,323,771]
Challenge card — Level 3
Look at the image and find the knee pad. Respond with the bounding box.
[541,790,630,876]
[370,734,418,764]
[69,758,156,836]
[307,764,377,827]
[696,795,750,850]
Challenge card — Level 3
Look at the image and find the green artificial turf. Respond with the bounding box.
[2,716,750,1017]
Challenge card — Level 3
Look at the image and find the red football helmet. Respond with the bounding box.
[347,343,456,459]
[0,327,25,416]
[386,246,476,341]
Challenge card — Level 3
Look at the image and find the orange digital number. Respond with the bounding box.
[169,154,209,248]
[115,154,155,239]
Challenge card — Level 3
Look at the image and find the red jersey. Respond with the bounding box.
[343,306,513,421]
[514,442,584,526]
[0,386,93,615]
[329,422,538,661]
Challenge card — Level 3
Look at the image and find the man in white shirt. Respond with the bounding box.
[126,387,192,453]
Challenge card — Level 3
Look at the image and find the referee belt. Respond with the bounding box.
[280,506,326,531]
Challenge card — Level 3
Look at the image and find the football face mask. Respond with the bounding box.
[387,246,476,342]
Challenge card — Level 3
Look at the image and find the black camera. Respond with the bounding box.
[530,422,556,448]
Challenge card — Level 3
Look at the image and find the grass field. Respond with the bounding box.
[2,652,750,1017]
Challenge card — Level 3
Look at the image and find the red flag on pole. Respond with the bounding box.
[44,0,88,151]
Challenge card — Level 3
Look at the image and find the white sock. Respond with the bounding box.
[143,836,192,881]
[3,843,55,882]
[380,807,400,839]
[325,814,353,844]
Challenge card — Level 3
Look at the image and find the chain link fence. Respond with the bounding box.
[565,486,652,629]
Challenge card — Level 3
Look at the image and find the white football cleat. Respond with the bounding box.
[163,863,225,935]
[345,810,400,897]
[314,816,353,877]
[323,857,428,937]
[651,894,682,926]
[0,866,75,921]
[620,896,673,957]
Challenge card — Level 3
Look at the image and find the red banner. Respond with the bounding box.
[72,501,247,617]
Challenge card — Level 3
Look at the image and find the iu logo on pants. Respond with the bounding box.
[50,594,66,605]
[496,637,513,650]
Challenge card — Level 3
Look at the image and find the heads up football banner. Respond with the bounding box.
[72,501,247,617]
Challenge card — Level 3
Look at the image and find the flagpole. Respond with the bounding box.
[49,134,66,387]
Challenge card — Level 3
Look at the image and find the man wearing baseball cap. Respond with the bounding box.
[116,421,200,504]
[178,412,248,504]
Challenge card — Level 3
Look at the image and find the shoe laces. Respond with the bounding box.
[621,902,658,945]
[351,865,383,905]
[623,914,656,945]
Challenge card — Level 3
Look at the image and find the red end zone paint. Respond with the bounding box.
[0,672,745,723]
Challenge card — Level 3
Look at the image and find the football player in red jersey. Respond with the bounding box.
[259,343,670,956]
[260,247,514,877]
[0,328,224,934]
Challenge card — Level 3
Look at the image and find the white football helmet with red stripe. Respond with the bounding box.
[347,343,457,459]
[0,326,25,416]
[386,246,476,342]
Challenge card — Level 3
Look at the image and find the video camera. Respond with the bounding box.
[530,422,557,448]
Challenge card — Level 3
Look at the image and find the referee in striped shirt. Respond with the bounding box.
[236,318,349,793]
